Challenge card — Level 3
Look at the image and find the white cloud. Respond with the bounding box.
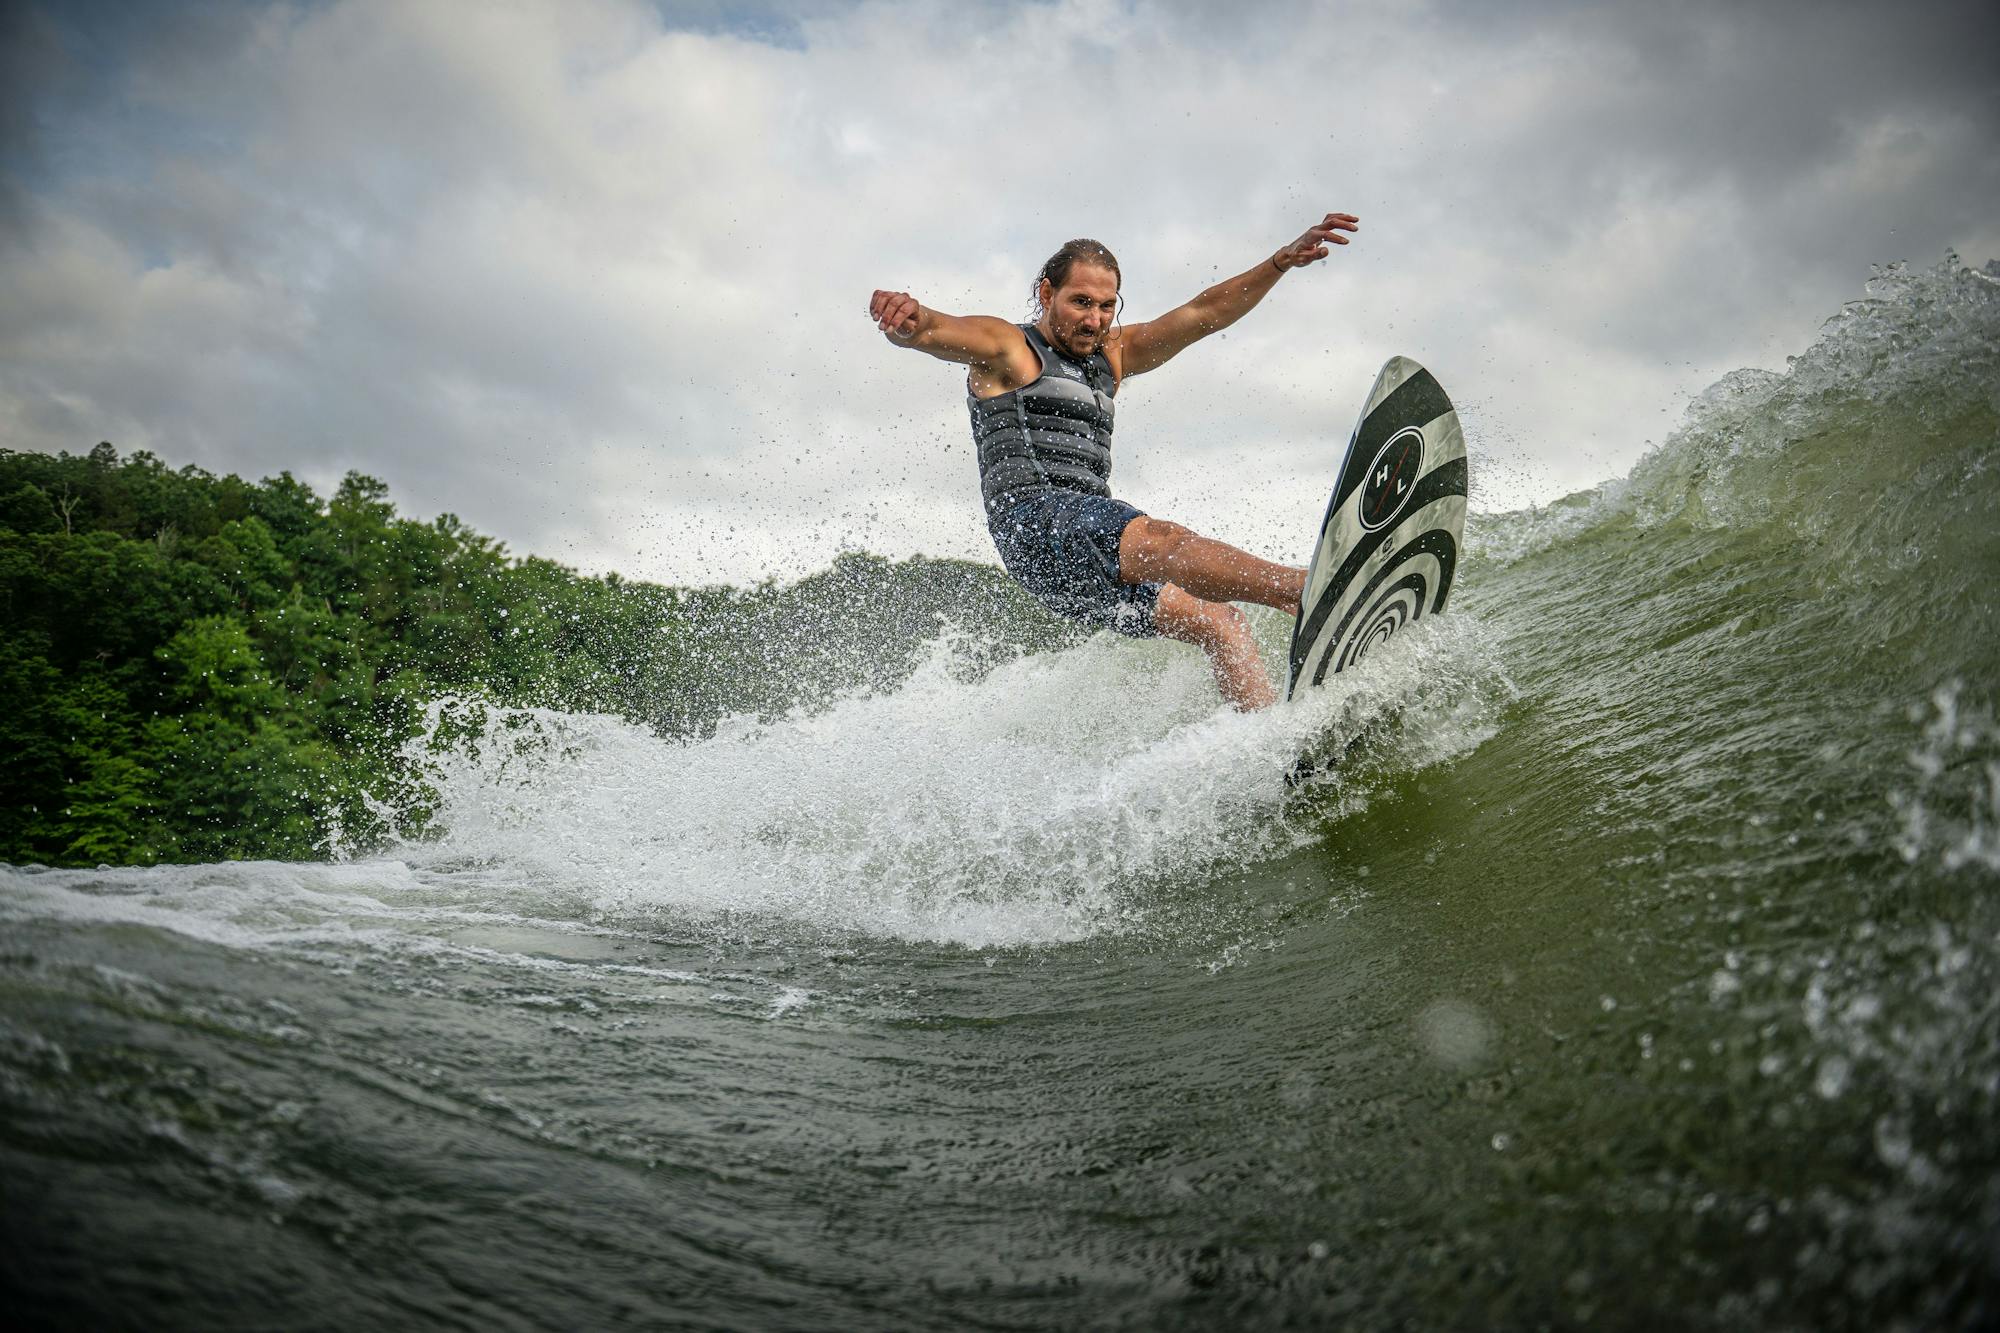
[2,0,1994,583]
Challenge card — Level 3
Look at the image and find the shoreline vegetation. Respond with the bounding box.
[1,444,1064,868]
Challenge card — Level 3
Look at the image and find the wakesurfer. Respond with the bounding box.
[869,213,1359,709]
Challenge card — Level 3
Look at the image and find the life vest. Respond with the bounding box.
[967,323,1118,512]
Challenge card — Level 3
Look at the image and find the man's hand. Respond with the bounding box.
[866,297,1020,371]
[870,289,923,340]
[1273,213,1360,271]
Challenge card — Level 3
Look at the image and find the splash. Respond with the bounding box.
[376,618,1505,947]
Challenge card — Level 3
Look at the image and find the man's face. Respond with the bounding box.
[1040,264,1119,359]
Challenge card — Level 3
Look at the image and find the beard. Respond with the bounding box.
[1058,325,1102,357]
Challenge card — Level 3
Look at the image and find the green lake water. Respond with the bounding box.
[4,259,1996,1329]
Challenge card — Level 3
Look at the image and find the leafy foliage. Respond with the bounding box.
[0,445,1062,866]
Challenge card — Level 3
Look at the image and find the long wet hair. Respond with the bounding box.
[1031,239,1124,323]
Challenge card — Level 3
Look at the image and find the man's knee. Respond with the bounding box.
[1205,600,1253,647]
[1121,516,1195,571]
[1154,586,1250,648]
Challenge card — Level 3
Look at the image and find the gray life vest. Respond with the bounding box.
[968,323,1118,512]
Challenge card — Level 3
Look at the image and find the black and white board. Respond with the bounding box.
[1285,355,1466,700]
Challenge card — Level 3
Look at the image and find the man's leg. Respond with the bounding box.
[1118,517,1304,613]
[1152,584,1277,711]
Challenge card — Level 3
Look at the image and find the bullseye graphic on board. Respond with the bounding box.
[1313,518,1458,685]
[1285,357,1467,702]
[1341,573,1423,670]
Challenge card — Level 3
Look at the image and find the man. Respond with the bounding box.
[868,213,1360,709]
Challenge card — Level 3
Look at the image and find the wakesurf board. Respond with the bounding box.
[1284,355,1466,728]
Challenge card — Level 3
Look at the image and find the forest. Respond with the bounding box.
[0,444,1060,867]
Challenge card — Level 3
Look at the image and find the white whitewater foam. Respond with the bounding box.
[379,616,1504,947]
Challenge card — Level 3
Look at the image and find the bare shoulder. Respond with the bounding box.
[1107,306,1202,381]
[1105,318,1159,383]
[1104,323,1139,384]
[962,318,1040,398]
[956,314,1029,354]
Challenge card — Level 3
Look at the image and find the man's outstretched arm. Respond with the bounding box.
[868,290,1020,373]
[1115,213,1359,380]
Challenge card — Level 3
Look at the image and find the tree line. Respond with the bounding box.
[1,444,1063,867]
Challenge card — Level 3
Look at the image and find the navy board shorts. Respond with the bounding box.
[986,489,1164,638]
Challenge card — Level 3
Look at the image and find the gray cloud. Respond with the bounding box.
[2,0,1994,583]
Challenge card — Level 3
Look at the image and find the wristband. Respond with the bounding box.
[1270,253,1287,274]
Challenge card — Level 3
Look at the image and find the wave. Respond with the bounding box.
[1468,254,1999,565]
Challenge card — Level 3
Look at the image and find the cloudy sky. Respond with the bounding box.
[4,0,1996,585]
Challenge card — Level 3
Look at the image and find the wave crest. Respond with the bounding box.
[1470,255,2000,565]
